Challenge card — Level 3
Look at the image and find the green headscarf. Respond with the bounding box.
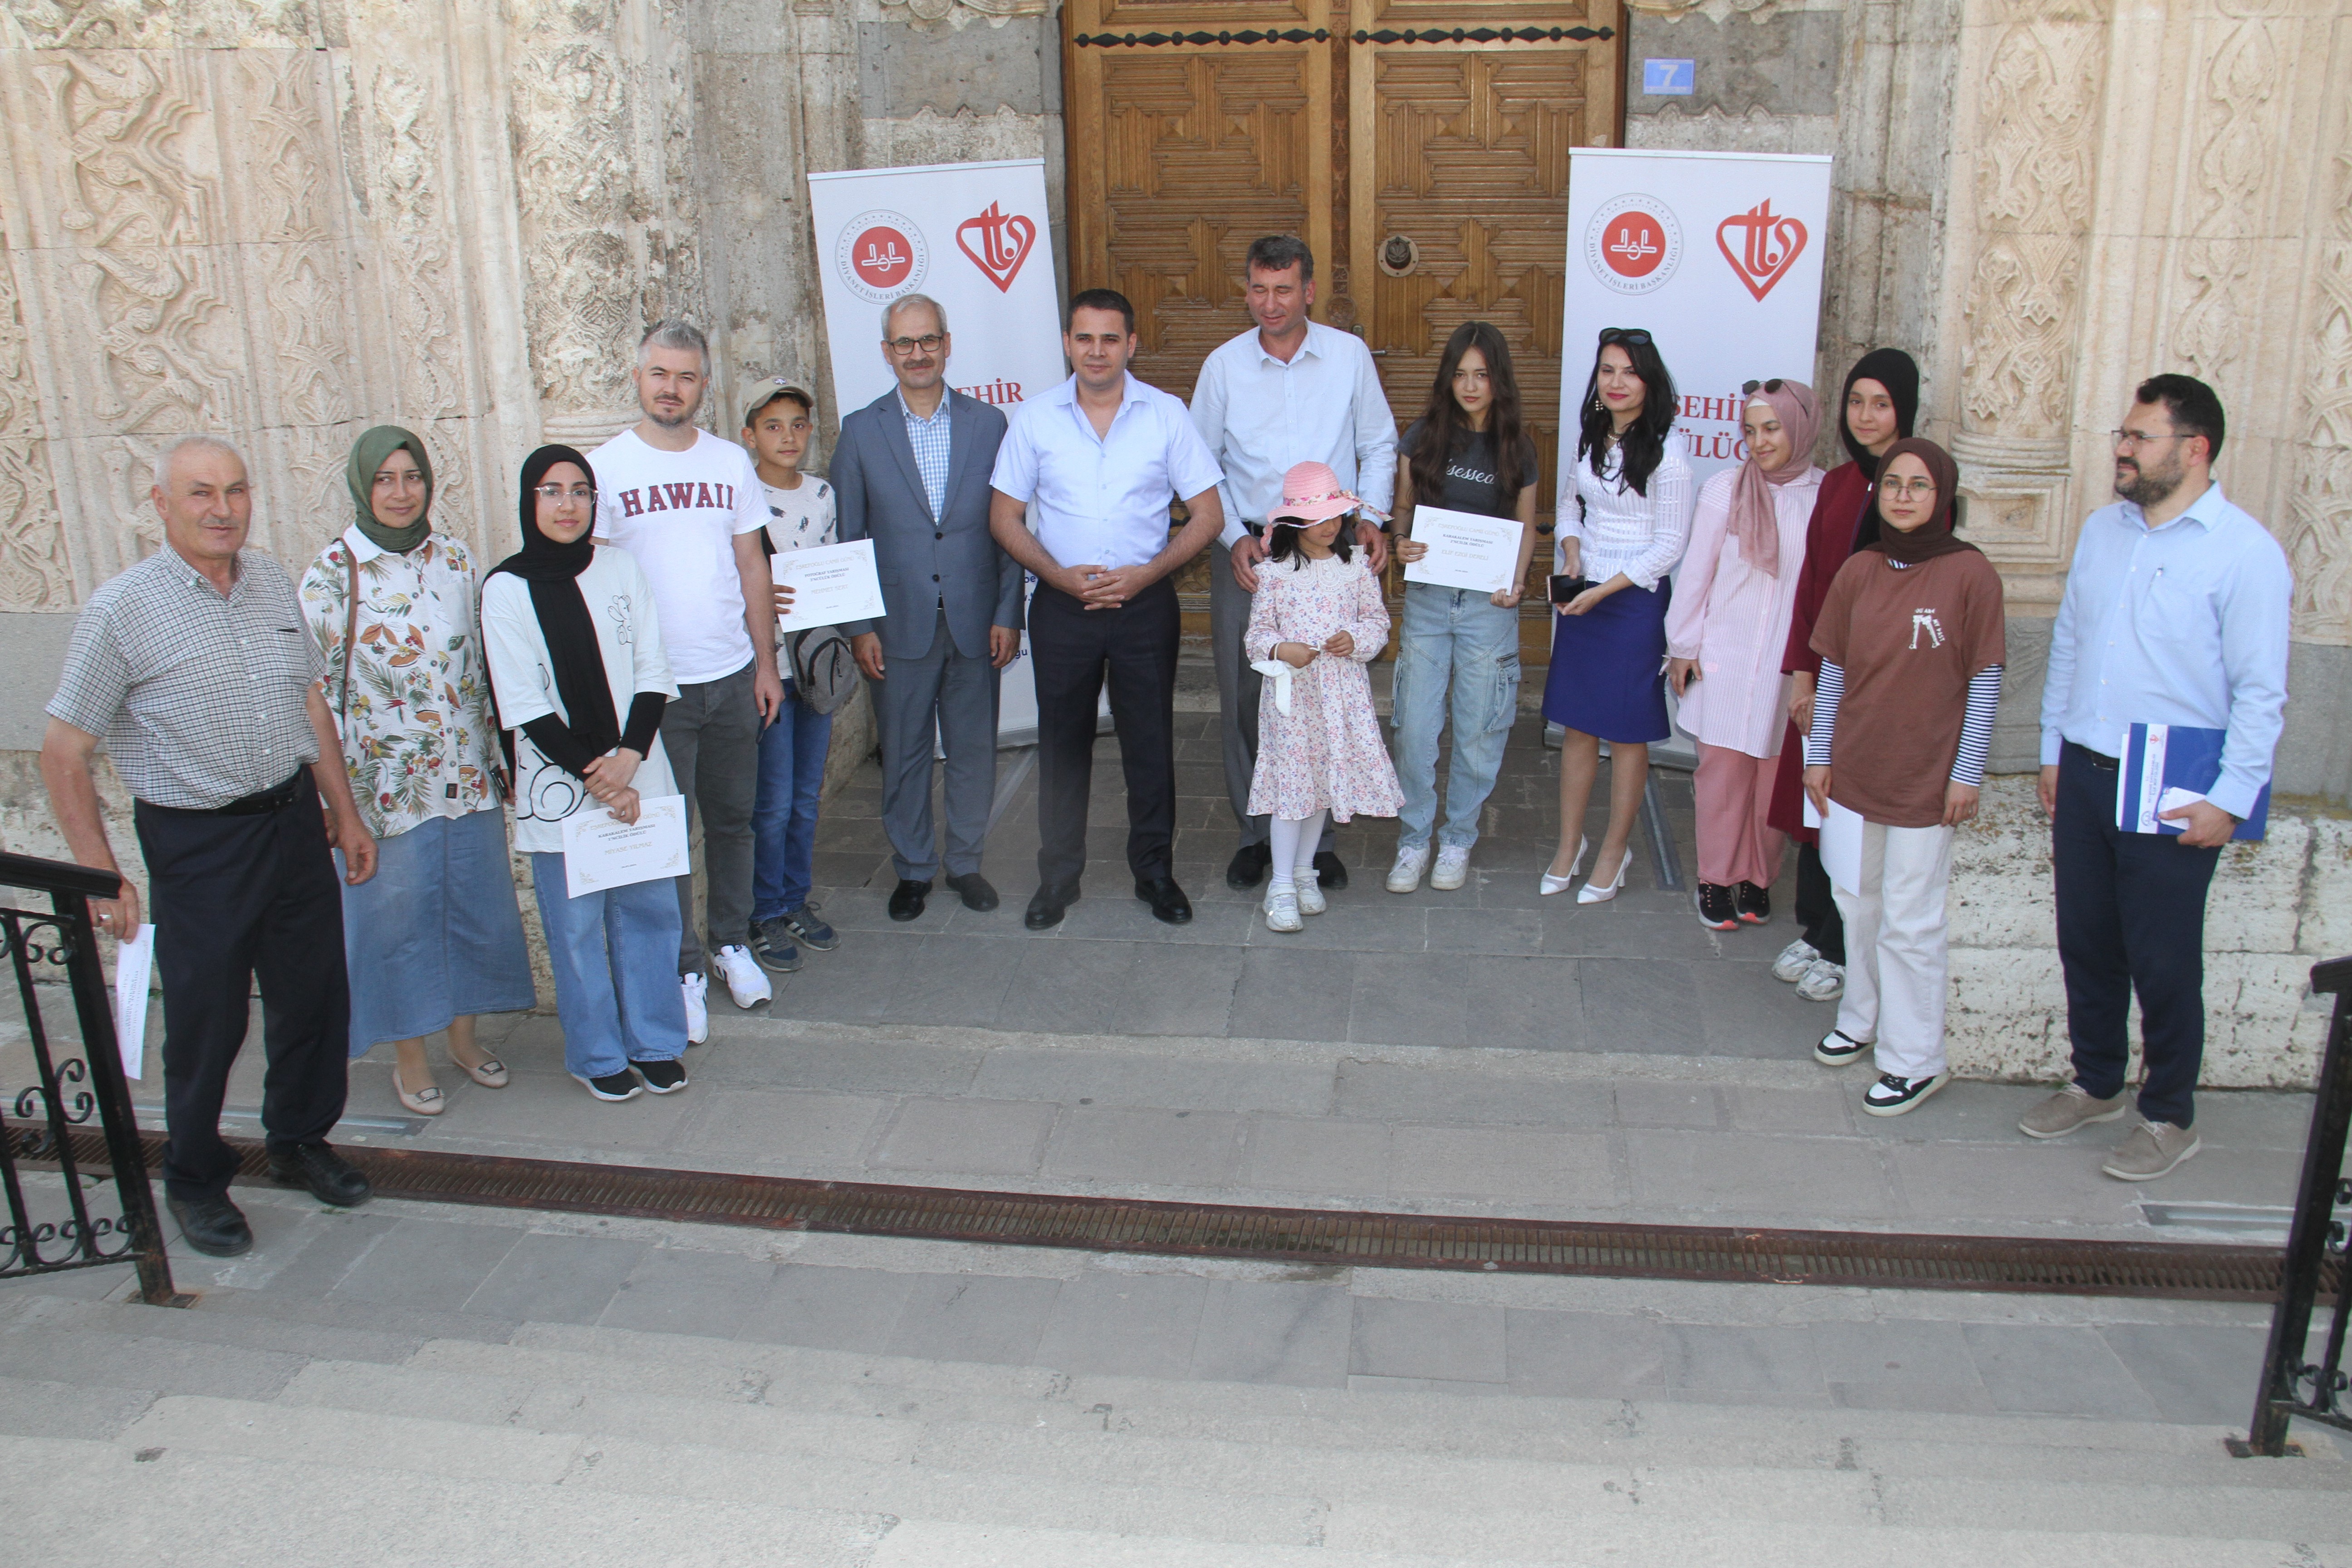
[347,425,434,554]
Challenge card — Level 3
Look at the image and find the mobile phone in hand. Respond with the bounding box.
[1549,574,1596,604]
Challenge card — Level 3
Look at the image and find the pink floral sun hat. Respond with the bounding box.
[1268,460,1389,526]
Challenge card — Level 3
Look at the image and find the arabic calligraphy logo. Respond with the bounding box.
[956,202,1037,293]
[1584,195,1681,296]
[835,209,929,304]
[1715,199,1808,301]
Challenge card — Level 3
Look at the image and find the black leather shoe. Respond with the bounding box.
[1134,876,1193,925]
[1024,887,1071,930]
[887,878,931,921]
[945,872,1000,912]
[1312,850,1348,891]
[1225,843,1271,889]
[267,1142,372,1207]
[167,1192,253,1258]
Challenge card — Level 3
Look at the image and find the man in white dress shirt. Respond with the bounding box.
[1190,235,1396,893]
[990,288,1227,931]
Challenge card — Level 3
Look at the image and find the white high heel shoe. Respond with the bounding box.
[1577,845,1631,904]
[1539,837,1589,897]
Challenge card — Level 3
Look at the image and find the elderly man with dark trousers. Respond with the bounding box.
[833,293,1023,921]
[40,436,380,1257]
[2021,374,2291,1181]
[1191,235,1396,892]
[990,288,1227,930]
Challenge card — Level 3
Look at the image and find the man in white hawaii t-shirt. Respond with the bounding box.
[591,321,782,1033]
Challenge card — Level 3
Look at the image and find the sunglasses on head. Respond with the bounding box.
[1598,328,1653,347]
[1742,378,1787,396]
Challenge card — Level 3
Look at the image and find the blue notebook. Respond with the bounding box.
[2115,723,2269,841]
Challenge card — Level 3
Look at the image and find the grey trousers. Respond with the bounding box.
[1211,538,1336,852]
[873,611,1000,883]
[663,660,761,972]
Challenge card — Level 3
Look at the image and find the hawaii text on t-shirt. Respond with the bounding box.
[589,426,769,686]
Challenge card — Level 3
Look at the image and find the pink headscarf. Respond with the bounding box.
[1727,379,1820,577]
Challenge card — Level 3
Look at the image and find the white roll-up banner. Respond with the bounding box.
[806,158,1067,744]
[1558,147,1833,765]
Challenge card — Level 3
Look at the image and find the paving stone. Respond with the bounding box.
[1241,1116,1390,1196]
[1884,1139,2146,1226]
[887,1272,1062,1365]
[736,1264,918,1354]
[1187,1279,1352,1388]
[875,935,1022,1028]
[0,1326,305,1401]
[462,1231,647,1326]
[1347,954,1469,1047]
[679,1086,890,1166]
[1423,907,1545,955]
[1390,1125,1617,1206]
[1665,1323,1827,1397]
[972,1050,1332,1117]
[278,1358,536,1426]
[120,1394,582,1482]
[1279,902,1429,954]
[995,940,1133,1034]
[716,1036,984,1097]
[1624,1130,1898,1219]
[1612,1080,1722,1129]
[867,1097,1056,1177]
[1503,1308,1668,1397]
[326,1217,521,1314]
[1723,1083,1853,1135]
[255,1209,402,1298]
[2097,1322,2269,1426]
[1349,1296,1507,1384]
[1333,1062,1610,1130]
[0,1374,153,1439]
[1959,1323,2164,1420]
[1108,944,1246,1037]
[1031,1270,1209,1379]
[1043,1106,1249,1187]
[1461,954,1586,1051]
[1228,948,1358,1043]
[597,1245,779,1339]
[1577,958,1705,1053]
[1810,1318,1984,1390]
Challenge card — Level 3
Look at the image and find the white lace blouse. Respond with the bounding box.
[1554,440,1695,592]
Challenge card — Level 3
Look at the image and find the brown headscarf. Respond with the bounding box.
[1860,436,1977,566]
[1728,380,1820,577]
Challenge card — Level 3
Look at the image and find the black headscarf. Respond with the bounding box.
[1859,437,1978,567]
[488,446,618,756]
[1839,348,1919,551]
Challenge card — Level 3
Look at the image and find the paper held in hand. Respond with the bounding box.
[1400,506,1522,595]
[563,793,690,899]
[773,537,887,632]
[113,923,154,1081]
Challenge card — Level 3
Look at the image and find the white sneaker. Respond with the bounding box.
[1431,845,1471,891]
[1387,844,1430,893]
[712,944,772,1010]
[1771,938,1820,984]
[1795,960,1846,1002]
[681,972,710,1045]
[1263,887,1303,932]
[1295,872,1326,916]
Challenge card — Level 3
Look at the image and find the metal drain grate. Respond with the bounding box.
[9,1121,2335,1301]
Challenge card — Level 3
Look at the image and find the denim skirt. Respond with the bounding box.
[340,807,538,1052]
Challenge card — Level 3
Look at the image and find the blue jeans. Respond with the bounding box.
[1390,583,1521,852]
[751,683,833,922]
[529,853,689,1078]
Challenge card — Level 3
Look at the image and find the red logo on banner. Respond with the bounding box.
[849,225,917,290]
[1715,200,1808,301]
[956,203,1037,293]
[1600,210,1671,280]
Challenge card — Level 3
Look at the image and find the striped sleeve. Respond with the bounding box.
[1803,660,1844,768]
[1951,664,2003,787]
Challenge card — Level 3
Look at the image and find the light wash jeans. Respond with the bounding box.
[529,852,690,1078]
[1390,583,1522,853]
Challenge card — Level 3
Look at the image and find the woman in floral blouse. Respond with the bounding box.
[299,426,536,1115]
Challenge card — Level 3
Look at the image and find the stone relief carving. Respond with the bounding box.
[0,263,71,609]
[2170,11,2281,395]
[2283,123,2352,645]
[879,0,1049,22]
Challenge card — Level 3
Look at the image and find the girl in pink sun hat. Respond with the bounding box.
[1243,461,1404,932]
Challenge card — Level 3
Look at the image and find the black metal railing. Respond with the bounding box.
[0,850,181,1306]
[2239,954,2352,1455]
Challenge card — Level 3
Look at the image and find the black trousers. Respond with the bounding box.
[1029,577,1180,894]
[1794,840,1846,965]
[2053,741,2221,1127]
[134,789,351,1199]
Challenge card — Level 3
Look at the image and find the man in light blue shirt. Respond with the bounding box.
[2019,374,2292,1181]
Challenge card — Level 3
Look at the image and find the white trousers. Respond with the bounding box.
[1829,818,1956,1080]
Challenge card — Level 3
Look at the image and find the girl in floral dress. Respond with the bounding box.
[1244,461,1404,933]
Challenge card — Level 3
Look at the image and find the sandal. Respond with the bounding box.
[391,1063,446,1116]
[452,1053,509,1089]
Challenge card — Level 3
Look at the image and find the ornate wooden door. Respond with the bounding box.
[1063,0,1620,652]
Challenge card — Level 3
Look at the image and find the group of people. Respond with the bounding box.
[36,233,2291,1258]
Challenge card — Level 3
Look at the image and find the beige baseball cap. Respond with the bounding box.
[743,378,818,432]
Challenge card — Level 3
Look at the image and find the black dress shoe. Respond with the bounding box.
[1134,876,1193,925]
[1024,887,1071,930]
[887,878,932,921]
[267,1142,372,1207]
[1226,842,1271,889]
[945,872,1000,912]
[167,1192,253,1258]
[1312,850,1348,891]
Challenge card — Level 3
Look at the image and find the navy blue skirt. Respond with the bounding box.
[1541,578,1671,744]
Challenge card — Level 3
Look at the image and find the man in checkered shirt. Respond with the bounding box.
[42,435,381,1259]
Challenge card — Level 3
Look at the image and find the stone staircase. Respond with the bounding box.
[5,1277,2348,1567]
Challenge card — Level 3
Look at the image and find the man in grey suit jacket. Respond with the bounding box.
[835,293,1023,921]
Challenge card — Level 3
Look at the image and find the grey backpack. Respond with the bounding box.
[786,623,859,715]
